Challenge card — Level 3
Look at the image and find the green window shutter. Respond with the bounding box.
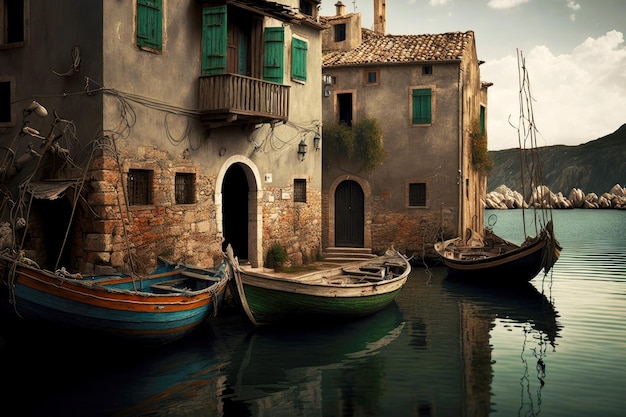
[137,0,162,50]
[480,106,486,136]
[291,38,307,82]
[412,88,432,124]
[264,27,284,83]
[202,5,227,76]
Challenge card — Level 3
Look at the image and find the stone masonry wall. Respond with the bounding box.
[81,145,223,275]
[261,183,322,267]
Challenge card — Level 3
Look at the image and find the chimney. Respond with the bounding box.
[373,0,386,35]
[335,1,345,16]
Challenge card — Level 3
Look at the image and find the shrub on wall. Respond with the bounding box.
[470,119,493,175]
[322,119,386,170]
[322,122,354,158]
[354,118,386,170]
[265,242,288,271]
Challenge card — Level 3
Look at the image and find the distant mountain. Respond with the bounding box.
[488,124,626,196]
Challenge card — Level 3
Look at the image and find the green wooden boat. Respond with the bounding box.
[225,246,411,326]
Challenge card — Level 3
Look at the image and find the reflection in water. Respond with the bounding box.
[443,279,562,417]
[221,304,405,416]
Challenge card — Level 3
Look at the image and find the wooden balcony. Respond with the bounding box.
[199,74,290,128]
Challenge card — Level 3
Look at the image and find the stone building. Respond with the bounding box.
[321,0,490,260]
[0,0,324,274]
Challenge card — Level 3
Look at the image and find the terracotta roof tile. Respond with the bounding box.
[323,29,474,67]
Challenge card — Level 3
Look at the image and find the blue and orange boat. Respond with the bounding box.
[0,253,231,345]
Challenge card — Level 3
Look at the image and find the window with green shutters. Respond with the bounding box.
[202,5,227,75]
[291,38,307,83]
[411,88,432,125]
[137,0,162,50]
[264,27,284,83]
[480,105,486,136]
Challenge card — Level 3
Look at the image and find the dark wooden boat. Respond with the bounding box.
[0,252,231,345]
[434,221,561,284]
[225,246,410,326]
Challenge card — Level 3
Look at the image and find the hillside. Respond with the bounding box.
[488,124,626,195]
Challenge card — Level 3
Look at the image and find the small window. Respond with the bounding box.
[294,179,307,203]
[365,70,379,85]
[299,0,314,17]
[291,37,308,83]
[422,65,433,75]
[411,88,432,125]
[137,0,162,51]
[334,23,346,42]
[128,169,153,205]
[409,183,427,207]
[0,0,25,45]
[175,173,195,204]
[0,79,14,126]
[337,92,353,126]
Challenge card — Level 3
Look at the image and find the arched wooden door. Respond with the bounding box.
[334,180,364,247]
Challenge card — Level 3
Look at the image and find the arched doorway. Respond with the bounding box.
[222,163,249,260]
[334,180,364,247]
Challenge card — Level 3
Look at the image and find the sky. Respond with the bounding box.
[319,0,626,150]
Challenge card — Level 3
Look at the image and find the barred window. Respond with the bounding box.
[294,178,307,203]
[128,169,153,205]
[175,173,195,204]
[409,182,427,207]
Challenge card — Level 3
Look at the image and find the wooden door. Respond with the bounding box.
[334,180,364,247]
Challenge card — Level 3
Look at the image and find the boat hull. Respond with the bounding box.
[435,232,560,285]
[228,249,410,326]
[1,256,230,344]
[240,274,406,324]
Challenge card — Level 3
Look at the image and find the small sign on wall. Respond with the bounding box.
[281,190,290,200]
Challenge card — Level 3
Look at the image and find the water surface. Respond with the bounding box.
[1,209,625,416]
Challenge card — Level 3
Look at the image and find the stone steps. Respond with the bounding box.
[320,247,378,263]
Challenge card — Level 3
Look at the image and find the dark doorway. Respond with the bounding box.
[33,197,74,270]
[337,93,353,126]
[334,180,364,247]
[222,164,249,259]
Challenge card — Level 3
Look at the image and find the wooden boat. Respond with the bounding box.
[225,246,410,326]
[434,51,561,285]
[434,221,561,284]
[0,252,231,345]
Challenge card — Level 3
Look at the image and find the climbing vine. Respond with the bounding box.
[469,118,493,175]
[322,118,387,170]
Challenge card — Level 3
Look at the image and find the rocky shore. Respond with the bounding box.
[485,184,626,210]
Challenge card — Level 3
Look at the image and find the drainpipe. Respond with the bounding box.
[457,64,464,239]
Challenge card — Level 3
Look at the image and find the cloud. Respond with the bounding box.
[481,31,626,150]
[428,0,450,5]
[566,1,581,11]
[487,0,530,9]
[566,1,580,21]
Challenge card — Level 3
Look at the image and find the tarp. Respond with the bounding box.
[25,180,77,200]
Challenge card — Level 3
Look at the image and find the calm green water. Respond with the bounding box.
[1,209,625,416]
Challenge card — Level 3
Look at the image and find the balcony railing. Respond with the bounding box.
[199,74,290,128]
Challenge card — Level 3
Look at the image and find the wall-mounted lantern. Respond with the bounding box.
[298,139,308,161]
[313,132,321,151]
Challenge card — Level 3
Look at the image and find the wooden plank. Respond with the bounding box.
[182,270,220,281]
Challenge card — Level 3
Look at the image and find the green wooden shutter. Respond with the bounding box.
[137,0,162,50]
[480,105,486,135]
[291,38,307,82]
[202,5,227,76]
[412,88,432,124]
[264,27,284,83]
